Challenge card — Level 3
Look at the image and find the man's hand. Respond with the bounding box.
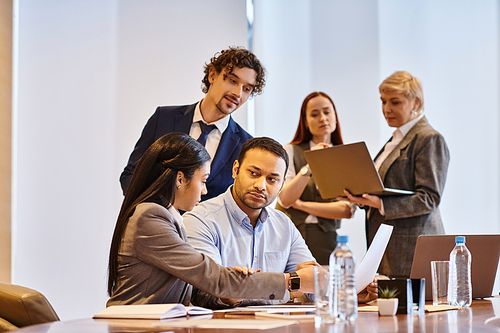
[357,279,378,303]
[293,266,316,294]
[295,260,320,271]
[292,261,319,296]
[289,291,304,299]
[357,275,390,303]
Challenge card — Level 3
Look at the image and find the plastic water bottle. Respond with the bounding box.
[448,236,472,307]
[330,235,358,322]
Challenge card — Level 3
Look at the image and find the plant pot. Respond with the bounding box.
[378,298,399,316]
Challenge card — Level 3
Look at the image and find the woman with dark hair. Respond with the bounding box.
[277,92,353,265]
[107,132,314,306]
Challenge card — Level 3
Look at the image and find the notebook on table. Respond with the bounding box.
[303,141,414,199]
[410,234,500,300]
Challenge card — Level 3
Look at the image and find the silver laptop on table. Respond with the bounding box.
[410,234,500,300]
[303,141,414,199]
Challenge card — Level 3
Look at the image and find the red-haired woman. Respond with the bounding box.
[277,92,353,265]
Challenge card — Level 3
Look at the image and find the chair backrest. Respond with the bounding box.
[0,283,59,331]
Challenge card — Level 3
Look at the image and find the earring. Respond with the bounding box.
[177,185,181,189]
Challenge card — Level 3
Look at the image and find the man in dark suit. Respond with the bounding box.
[120,47,265,200]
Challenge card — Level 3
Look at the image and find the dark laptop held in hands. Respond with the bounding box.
[410,234,500,300]
[303,141,414,199]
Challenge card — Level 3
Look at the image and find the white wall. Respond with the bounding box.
[14,0,248,320]
[114,0,250,165]
[15,0,119,320]
[12,0,500,321]
[252,0,312,141]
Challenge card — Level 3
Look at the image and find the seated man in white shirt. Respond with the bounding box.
[184,137,316,308]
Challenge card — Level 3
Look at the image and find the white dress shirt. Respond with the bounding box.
[375,114,424,215]
[375,114,424,170]
[189,100,230,160]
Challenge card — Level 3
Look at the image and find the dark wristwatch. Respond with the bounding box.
[289,272,300,291]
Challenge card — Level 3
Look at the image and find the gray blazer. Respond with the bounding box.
[107,203,286,306]
[366,117,450,278]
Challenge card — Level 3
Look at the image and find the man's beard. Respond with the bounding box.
[233,179,278,211]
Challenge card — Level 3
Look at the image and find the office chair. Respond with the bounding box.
[0,282,59,332]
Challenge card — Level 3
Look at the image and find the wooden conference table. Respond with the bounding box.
[13,299,500,333]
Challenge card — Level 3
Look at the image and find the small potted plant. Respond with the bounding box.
[377,286,400,316]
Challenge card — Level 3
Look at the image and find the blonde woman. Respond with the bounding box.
[341,71,450,278]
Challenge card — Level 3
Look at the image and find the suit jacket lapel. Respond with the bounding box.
[378,116,429,181]
[174,103,196,133]
[209,116,240,181]
[374,137,392,161]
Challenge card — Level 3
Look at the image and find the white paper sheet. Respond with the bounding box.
[355,224,393,293]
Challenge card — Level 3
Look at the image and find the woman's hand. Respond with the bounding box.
[231,265,260,275]
[311,142,330,151]
[338,190,382,210]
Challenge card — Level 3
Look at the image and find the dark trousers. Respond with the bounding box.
[305,224,338,265]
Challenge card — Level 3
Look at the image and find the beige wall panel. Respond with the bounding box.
[0,0,12,283]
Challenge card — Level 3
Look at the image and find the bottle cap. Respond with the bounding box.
[337,235,348,243]
[455,236,465,244]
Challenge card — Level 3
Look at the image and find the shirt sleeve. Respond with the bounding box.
[183,210,223,265]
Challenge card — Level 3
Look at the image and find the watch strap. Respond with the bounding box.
[289,272,300,291]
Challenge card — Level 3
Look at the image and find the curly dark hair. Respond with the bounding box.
[201,47,266,96]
